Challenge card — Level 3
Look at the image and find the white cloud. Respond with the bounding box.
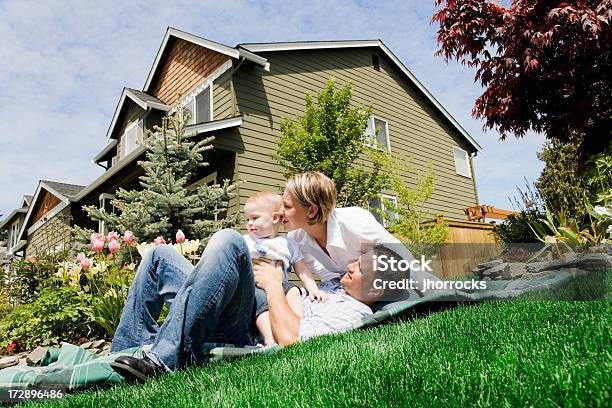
[0,0,545,218]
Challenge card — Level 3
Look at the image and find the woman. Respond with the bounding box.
[280,171,437,296]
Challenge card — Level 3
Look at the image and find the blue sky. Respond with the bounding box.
[0,0,546,218]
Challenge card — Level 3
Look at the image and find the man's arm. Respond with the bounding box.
[252,260,301,347]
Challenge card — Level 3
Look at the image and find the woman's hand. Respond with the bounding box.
[252,259,283,292]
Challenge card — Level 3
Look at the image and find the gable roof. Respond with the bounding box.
[105,87,170,141]
[15,180,86,244]
[239,39,482,152]
[143,27,269,92]
[22,195,33,207]
[40,180,85,199]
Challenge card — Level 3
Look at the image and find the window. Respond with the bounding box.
[10,221,20,249]
[365,116,391,151]
[369,194,398,228]
[453,147,472,178]
[181,84,213,126]
[98,193,116,234]
[196,86,212,123]
[120,120,143,159]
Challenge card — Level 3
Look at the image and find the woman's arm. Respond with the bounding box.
[252,260,301,346]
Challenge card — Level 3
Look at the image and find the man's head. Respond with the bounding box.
[341,245,409,305]
[244,192,283,238]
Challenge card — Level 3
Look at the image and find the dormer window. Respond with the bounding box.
[120,120,143,159]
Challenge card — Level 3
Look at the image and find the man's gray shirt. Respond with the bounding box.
[298,292,372,341]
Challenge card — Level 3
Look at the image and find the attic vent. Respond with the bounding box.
[372,54,380,71]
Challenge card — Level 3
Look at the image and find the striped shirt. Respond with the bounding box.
[298,291,372,341]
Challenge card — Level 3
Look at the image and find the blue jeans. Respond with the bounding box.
[111,229,259,370]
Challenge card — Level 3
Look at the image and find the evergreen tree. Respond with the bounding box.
[83,106,238,243]
[535,136,592,220]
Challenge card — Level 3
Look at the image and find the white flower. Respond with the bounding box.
[136,242,155,258]
[591,205,612,220]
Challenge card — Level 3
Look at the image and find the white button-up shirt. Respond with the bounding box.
[289,207,439,288]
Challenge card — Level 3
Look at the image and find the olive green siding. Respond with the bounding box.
[25,205,72,257]
[115,102,146,159]
[213,71,234,120]
[232,48,478,220]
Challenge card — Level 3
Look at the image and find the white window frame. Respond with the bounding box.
[120,120,144,159]
[453,147,472,178]
[364,115,391,152]
[10,220,20,249]
[98,193,116,235]
[180,82,214,125]
[369,194,398,228]
[380,194,398,228]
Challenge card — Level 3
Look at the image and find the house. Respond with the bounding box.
[8,181,85,257]
[0,195,31,268]
[6,27,482,256]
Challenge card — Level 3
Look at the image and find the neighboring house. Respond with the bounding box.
[0,195,31,268]
[6,27,482,256]
[11,181,85,257]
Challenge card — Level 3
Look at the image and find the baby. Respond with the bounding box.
[243,191,327,345]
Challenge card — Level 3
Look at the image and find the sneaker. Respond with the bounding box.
[110,354,165,383]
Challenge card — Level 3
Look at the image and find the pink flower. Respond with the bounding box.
[92,238,105,253]
[175,229,186,244]
[154,236,166,246]
[123,230,135,244]
[107,231,120,242]
[108,240,120,254]
[90,233,104,246]
[79,257,91,270]
[6,343,16,351]
[76,252,87,262]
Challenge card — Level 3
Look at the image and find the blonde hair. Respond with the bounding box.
[285,172,337,224]
[246,191,282,211]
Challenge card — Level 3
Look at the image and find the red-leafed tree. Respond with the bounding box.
[432,0,611,158]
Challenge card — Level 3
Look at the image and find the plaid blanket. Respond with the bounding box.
[0,268,599,392]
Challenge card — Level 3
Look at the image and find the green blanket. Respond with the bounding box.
[0,268,599,392]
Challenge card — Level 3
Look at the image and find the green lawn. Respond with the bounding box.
[26,272,612,407]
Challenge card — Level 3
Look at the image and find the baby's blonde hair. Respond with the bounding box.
[245,191,283,211]
[285,171,337,224]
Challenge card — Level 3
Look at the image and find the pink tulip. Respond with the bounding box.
[92,238,105,253]
[108,240,120,254]
[154,236,166,246]
[90,233,104,246]
[175,229,186,244]
[76,252,87,262]
[123,230,135,244]
[79,257,91,270]
[108,231,120,242]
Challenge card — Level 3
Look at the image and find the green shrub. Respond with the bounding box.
[4,250,69,305]
[494,210,543,244]
[0,284,93,349]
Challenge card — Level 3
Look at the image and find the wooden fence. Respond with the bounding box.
[429,220,501,278]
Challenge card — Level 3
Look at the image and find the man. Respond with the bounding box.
[110,229,410,382]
